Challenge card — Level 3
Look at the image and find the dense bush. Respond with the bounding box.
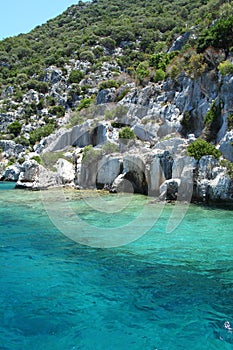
[79,50,95,62]
[203,100,223,142]
[99,80,120,90]
[7,121,22,137]
[187,139,221,160]
[48,105,65,117]
[218,60,233,76]
[29,123,55,145]
[68,70,84,84]
[136,61,150,81]
[77,97,93,111]
[153,68,166,82]
[14,136,30,146]
[26,80,49,93]
[204,101,220,126]
[0,0,231,95]
[100,37,116,51]
[119,127,135,140]
[220,159,233,179]
[197,16,233,54]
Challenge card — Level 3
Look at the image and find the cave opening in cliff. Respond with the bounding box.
[124,170,148,195]
[91,125,106,146]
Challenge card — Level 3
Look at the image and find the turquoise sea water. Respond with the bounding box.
[0,182,233,350]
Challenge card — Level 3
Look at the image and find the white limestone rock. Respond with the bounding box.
[56,158,75,185]
[16,160,57,190]
[97,155,122,185]
[132,124,157,142]
[219,130,233,162]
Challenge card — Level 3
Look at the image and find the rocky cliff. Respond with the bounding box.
[0,3,233,204]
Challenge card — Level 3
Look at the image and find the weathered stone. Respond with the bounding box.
[0,140,25,158]
[56,158,75,185]
[198,155,219,180]
[97,155,122,186]
[193,155,233,203]
[159,179,181,201]
[1,164,22,181]
[22,89,39,104]
[132,124,156,141]
[96,88,117,104]
[43,66,63,84]
[168,32,191,52]
[43,121,109,152]
[172,155,196,178]
[122,154,148,194]
[219,130,233,162]
[147,155,165,195]
[16,160,57,190]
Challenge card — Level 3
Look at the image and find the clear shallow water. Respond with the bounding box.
[0,182,233,349]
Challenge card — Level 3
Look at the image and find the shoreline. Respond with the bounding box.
[1,180,233,210]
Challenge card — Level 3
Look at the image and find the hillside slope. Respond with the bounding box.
[0,0,233,203]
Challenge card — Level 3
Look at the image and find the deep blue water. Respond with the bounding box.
[0,182,233,349]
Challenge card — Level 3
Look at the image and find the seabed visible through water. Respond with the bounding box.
[0,182,233,349]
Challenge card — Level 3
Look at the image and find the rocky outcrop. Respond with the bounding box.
[0,140,25,158]
[1,164,22,181]
[56,158,75,185]
[97,155,122,187]
[15,158,75,189]
[159,178,181,201]
[168,31,191,52]
[219,130,233,162]
[96,88,117,104]
[0,50,232,204]
[193,156,233,203]
[16,160,57,190]
[41,121,113,153]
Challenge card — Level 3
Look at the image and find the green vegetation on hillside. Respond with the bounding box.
[187,139,221,160]
[0,0,233,94]
[0,0,233,148]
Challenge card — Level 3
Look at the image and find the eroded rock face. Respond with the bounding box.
[97,155,122,187]
[1,62,231,203]
[1,164,22,181]
[16,160,57,190]
[132,124,156,142]
[193,156,233,203]
[219,131,233,162]
[96,88,117,104]
[56,158,75,185]
[159,178,181,201]
[42,121,110,153]
[0,140,25,158]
